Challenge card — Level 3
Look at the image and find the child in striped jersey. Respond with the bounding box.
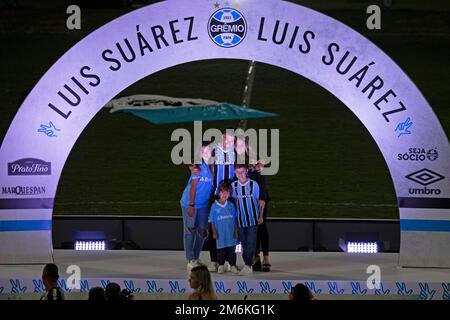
[235,137,271,271]
[231,163,263,275]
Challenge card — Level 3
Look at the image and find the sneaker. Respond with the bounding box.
[196,259,205,266]
[187,260,198,271]
[217,265,226,274]
[224,261,231,272]
[239,265,253,276]
[208,261,219,272]
[230,265,240,274]
[194,259,203,267]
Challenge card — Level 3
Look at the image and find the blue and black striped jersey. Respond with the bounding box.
[212,144,236,194]
[231,179,260,228]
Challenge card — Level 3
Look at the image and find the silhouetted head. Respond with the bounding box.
[289,283,314,301]
[105,282,123,301]
[88,286,106,301]
[42,264,59,290]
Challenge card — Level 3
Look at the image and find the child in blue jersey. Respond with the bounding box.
[180,143,213,271]
[207,130,236,272]
[209,182,239,274]
[231,163,263,275]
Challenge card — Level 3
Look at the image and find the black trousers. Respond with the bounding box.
[217,246,237,266]
[208,222,218,262]
[255,205,269,256]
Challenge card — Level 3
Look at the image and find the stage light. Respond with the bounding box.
[347,241,378,253]
[75,240,106,251]
[339,232,383,253]
[74,231,107,250]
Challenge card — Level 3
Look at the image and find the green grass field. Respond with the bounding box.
[0,1,449,218]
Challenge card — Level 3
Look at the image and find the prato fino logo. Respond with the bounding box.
[208,8,247,48]
[8,158,51,176]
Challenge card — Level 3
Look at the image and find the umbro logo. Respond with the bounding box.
[405,168,445,186]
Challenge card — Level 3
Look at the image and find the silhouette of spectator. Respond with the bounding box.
[121,289,134,300]
[40,263,64,301]
[88,286,106,301]
[289,283,315,301]
[105,282,125,301]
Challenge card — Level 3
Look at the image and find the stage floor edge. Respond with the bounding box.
[1,250,449,300]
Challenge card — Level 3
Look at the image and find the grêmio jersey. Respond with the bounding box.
[231,179,260,228]
[212,144,236,195]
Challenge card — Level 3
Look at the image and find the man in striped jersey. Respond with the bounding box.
[231,163,263,275]
[207,130,237,272]
[211,130,237,195]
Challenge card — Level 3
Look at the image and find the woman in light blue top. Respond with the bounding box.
[180,142,213,270]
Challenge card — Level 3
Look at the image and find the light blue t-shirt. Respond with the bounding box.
[180,162,213,209]
[209,200,238,249]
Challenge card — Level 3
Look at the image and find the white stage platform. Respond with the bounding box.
[1,250,449,300]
